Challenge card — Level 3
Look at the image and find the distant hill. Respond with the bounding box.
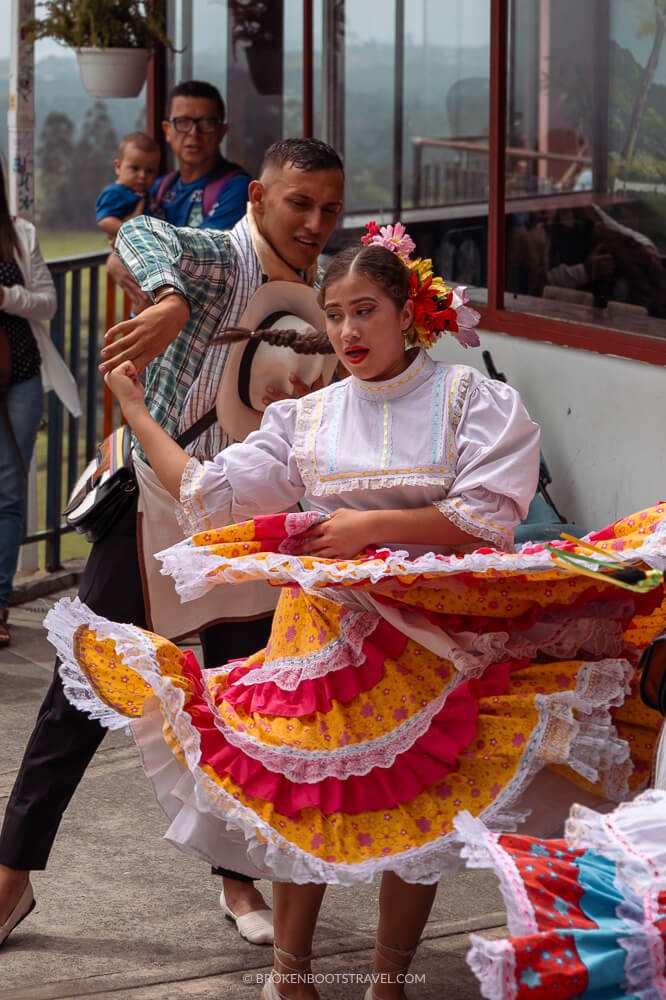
[1,37,664,210]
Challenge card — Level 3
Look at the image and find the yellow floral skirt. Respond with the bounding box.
[46,505,666,884]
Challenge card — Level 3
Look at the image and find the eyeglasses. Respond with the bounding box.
[167,116,222,134]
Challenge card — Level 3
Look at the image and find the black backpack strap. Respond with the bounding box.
[175,406,218,450]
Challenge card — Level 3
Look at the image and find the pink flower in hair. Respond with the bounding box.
[361,220,415,260]
[451,325,481,348]
[377,222,416,260]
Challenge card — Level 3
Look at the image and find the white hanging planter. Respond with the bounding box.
[76,47,148,99]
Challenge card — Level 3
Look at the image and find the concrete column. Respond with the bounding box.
[8,0,35,220]
[10,0,39,572]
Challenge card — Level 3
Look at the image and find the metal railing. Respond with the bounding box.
[22,250,127,570]
[411,136,592,207]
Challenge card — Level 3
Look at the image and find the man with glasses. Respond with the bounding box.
[152,79,250,231]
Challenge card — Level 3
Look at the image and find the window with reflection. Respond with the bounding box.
[402,0,491,294]
[343,0,397,214]
[504,0,666,339]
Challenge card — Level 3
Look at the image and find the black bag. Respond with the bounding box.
[64,426,137,543]
[63,405,219,545]
[638,629,666,716]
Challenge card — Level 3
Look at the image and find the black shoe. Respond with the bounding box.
[0,608,9,648]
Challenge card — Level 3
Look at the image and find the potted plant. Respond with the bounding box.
[24,1,177,99]
[229,0,282,96]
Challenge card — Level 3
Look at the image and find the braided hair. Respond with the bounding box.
[211,326,335,354]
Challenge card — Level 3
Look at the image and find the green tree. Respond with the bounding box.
[73,101,118,229]
[36,111,77,228]
[622,0,666,161]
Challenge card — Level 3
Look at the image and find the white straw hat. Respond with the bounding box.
[216,281,337,442]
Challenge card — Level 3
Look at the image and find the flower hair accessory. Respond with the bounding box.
[361,220,481,349]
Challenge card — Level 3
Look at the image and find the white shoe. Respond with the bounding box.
[219,887,273,945]
[261,975,289,1000]
[0,881,35,947]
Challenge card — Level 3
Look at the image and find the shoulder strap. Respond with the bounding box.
[154,171,179,205]
[154,164,245,217]
[175,405,218,450]
[203,164,245,217]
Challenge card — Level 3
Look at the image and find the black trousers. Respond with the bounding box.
[0,499,272,875]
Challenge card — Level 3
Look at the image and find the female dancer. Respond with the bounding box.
[47,228,665,999]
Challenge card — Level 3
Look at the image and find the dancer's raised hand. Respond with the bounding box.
[104,361,146,418]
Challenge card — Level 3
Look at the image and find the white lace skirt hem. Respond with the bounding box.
[155,516,666,604]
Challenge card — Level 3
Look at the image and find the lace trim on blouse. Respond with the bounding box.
[434,497,515,552]
[177,456,210,535]
[350,351,427,396]
[295,362,474,497]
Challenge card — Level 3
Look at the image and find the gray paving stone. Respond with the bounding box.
[0,591,506,999]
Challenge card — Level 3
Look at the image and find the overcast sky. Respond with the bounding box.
[0,0,490,60]
[0,0,662,85]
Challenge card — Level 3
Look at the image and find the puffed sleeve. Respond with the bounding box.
[434,378,540,551]
[178,399,305,534]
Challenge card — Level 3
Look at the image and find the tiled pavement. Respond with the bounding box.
[0,590,507,999]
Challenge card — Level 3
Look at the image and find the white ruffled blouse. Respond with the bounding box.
[179,350,541,552]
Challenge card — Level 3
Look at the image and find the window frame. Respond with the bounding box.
[486,0,666,366]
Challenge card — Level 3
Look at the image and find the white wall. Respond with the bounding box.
[431,328,666,532]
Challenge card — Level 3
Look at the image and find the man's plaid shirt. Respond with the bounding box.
[115,216,237,442]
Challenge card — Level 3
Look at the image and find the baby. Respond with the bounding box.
[96,132,160,243]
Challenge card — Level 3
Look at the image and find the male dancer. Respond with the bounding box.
[0,138,344,948]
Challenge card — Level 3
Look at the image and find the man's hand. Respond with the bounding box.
[106,251,153,314]
[104,361,147,420]
[294,509,373,560]
[100,294,191,374]
[262,373,324,407]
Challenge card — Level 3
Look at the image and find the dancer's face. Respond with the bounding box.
[323,272,414,382]
[249,164,343,272]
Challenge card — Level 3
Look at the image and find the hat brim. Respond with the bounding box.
[216,281,335,443]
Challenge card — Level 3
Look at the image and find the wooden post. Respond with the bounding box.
[488,0,508,310]
[146,0,168,168]
[303,0,314,137]
[392,0,405,219]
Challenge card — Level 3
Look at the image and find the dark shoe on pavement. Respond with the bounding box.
[0,608,9,648]
[0,881,35,947]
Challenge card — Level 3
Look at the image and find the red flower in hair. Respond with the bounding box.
[361,220,381,245]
